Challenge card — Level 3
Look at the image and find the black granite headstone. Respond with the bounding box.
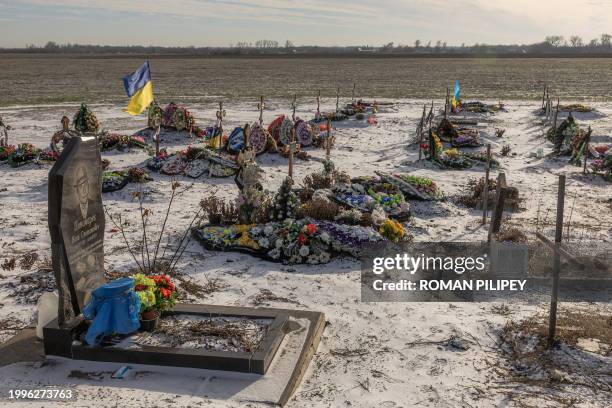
[49,136,105,326]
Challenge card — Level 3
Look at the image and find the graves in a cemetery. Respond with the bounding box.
[43,136,325,404]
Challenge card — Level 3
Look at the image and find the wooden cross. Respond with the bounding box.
[583,126,592,174]
[325,118,332,160]
[243,123,251,149]
[211,101,226,150]
[257,95,265,125]
[487,172,507,242]
[291,94,297,122]
[288,128,297,179]
[444,87,450,119]
[482,144,492,223]
[547,174,566,347]
[316,90,321,118]
[335,87,340,113]
[553,98,559,131]
[351,83,356,102]
[417,105,427,161]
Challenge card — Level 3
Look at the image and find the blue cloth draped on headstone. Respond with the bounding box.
[82,277,141,345]
[228,127,245,153]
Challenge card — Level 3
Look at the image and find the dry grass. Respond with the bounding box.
[177,275,224,300]
[495,227,528,243]
[153,316,266,353]
[497,311,612,396]
[251,288,301,306]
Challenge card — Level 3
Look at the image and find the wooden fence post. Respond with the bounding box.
[541,84,547,110]
[444,88,450,120]
[417,105,426,159]
[482,144,492,224]
[583,127,591,174]
[548,174,566,347]
[487,172,507,242]
[553,99,559,131]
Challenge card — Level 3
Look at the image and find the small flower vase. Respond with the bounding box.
[139,310,159,332]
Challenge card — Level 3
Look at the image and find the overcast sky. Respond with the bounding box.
[0,0,611,48]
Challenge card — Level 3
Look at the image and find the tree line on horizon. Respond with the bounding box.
[3,34,612,56]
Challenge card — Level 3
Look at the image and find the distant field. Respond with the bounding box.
[1,55,612,106]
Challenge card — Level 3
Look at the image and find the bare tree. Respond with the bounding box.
[601,33,612,47]
[414,39,421,48]
[285,40,294,48]
[545,35,565,47]
[569,35,583,47]
[589,38,599,47]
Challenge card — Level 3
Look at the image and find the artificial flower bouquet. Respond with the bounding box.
[133,273,178,330]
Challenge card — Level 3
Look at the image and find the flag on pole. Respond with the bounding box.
[123,62,154,115]
[451,80,460,110]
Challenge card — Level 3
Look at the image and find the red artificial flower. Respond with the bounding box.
[305,223,317,235]
[135,284,147,291]
[297,233,307,246]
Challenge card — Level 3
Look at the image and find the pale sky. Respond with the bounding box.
[0,0,611,48]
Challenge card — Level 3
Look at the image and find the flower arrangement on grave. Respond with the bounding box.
[267,115,285,141]
[147,101,163,128]
[462,150,499,167]
[436,148,474,169]
[279,117,294,146]
[149,274,178,312]
[73,103,100,134]
[102,170,129,192]
[102,167,150,193]
[569,127,593,166]
[38,148,59,162]
[132,273,177,326]
[437,119,458,142]
[248,219,333,264]
[270,177,299,221]
[127,166,151,183]
[422,130,443,159]
[551,115,580,153]
[395,174,444,200]
[452,128,481,147]
[7,143,41,167]
[162,102,195,131]
[379,218,405,242]
[145,145,238,178]
[294,118,313,147]
[100,133,147,151]
[591,154,612,181]
[0,144,16,161]
[134,273,157,315]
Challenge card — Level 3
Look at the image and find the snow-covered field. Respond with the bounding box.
[0,99,610,407]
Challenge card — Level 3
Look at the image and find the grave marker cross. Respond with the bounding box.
[291,94,297,122]
[316,91,321,118]
[325,118,332,161]
[288,128,297,179]
[257,95,265,125]
[335,87,340,113]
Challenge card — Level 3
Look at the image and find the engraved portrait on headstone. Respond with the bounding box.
[49,136,106,325]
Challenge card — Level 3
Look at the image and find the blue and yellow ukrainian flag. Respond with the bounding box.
[451,80,460,110]
[123,62,154,115]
